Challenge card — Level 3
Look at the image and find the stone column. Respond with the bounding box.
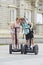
[31,7,37,34]
[16,0,25,18]
[29,10,31,22]
[16,0,20,17]
[20,0,25,18]
[42,13,43,24]
[31,7,37,23]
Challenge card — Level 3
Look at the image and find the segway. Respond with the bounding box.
[9,27,23,54]
[20,23,38,55]
[23,38,38,55]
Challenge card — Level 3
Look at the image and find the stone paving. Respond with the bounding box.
[0,44,43,65]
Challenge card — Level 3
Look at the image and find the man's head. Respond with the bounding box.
[20,18,26,23]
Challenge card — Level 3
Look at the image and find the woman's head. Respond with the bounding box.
[16,18,20,23]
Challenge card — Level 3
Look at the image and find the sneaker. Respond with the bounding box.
[30,46,33,50]
[25,45,28,50]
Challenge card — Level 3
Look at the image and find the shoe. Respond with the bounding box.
[30,46,33,50]
[25,45,28,50]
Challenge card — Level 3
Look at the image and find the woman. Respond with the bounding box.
[11,18,20,49]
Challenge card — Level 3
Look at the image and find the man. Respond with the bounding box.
[20,18,34,48]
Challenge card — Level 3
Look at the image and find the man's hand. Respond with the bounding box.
[30,27,32,31]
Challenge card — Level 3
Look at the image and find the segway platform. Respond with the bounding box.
[9,44,23,54]
[23,44,38,55]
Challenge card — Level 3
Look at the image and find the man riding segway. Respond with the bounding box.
[20,18,38,55]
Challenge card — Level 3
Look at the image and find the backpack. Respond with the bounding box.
[21,22,30,34]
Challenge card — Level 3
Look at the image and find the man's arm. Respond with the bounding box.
[30,22,33,30]
[28,22,33,30]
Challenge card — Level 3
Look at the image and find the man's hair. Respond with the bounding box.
[20,18,25,21]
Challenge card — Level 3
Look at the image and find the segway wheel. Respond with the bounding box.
[9,44,12,54]
[21,44,24,54]
[33,45,38,55]
[23,45,28,54]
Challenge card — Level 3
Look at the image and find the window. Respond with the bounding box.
[10,9,16,23]
[10,10,14,22]
[24,10,31,23]
[37,13,42,24]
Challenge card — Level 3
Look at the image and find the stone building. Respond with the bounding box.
[0,0,43,35]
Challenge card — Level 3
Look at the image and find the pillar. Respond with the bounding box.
[20,0,25,18]
[42,13,43,24]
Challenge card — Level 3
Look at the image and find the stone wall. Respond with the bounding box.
[36,24,43,34]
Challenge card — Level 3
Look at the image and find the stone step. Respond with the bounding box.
[0,32,43,44]
[0,36,43,44]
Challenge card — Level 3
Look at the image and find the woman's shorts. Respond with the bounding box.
[25,32,34,40]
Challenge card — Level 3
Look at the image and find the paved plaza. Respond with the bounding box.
[0,43,43,65]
